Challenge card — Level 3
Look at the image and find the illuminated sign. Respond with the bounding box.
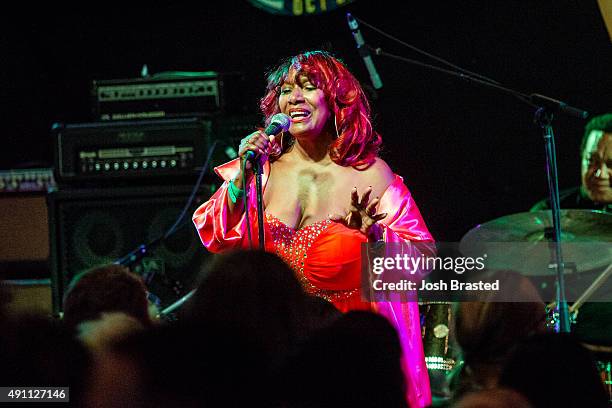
[248,0,355,16]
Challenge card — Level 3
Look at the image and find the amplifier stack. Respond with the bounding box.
[47,71,258,314]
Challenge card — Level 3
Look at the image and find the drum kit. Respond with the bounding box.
[421,209,612,402]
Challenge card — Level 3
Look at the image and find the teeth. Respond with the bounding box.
[290,111,310,118]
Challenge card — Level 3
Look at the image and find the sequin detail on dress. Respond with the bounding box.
[266,213,359,303]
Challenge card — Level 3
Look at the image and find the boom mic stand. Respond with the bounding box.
[114,140,219,317]
[358,33,588,333]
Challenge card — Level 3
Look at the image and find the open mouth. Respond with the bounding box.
[289,109,311,122]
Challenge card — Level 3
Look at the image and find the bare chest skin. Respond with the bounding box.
[264,158,392,230]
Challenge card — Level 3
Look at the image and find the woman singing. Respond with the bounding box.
[193,50,433,407]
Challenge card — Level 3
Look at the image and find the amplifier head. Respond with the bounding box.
[53,118,210,185]
[53,115,260,186]
[91,72,250,121]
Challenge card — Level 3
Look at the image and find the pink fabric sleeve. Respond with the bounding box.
[373,174,434,408]
[192,159,269,253]
[377,175,434,243]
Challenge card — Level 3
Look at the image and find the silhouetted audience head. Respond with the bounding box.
[87,323,271,408]
[63,264,152,331]
[281,310,407,408]
[77,311,146,353]
[453,270,547,394]
[0,280,10,323]
[499,332,608,408]
[183,250,311,364]
[303,294,342,330]
[453,387,533,408]
[0,314,91,406]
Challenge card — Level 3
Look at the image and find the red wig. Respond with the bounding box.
[260,50,382,169]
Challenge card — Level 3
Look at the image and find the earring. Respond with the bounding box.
[279,131,284,151]
[334,116,340,139]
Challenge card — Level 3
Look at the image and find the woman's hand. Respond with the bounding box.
[329,186,387,241]
[238,130,274,171]
[234,131,278,187]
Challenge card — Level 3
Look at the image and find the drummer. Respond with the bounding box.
[530,113,612,380]
[531,113,612,213]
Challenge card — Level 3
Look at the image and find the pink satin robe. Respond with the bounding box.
[193,158,433,407]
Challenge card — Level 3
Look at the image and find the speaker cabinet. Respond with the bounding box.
[0,194,50,280]
[48,184,214,316]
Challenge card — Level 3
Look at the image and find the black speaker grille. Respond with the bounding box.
[49,185,213,315]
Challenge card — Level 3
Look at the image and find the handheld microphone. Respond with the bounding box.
[246,113,291,161]
[347,13,383,89]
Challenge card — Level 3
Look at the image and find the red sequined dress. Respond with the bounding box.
[193,159,434,408]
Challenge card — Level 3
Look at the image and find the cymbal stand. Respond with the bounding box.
[537,109,570,332]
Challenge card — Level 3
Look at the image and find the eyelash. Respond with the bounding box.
[280,86,317,95]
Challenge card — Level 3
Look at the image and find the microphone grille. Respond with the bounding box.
[270,113,291,131]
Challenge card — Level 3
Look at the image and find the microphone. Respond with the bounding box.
[246,113,291,161]
[529,94,589,119]
[347,13,383,89]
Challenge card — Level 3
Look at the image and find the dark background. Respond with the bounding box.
[1,1,611,241]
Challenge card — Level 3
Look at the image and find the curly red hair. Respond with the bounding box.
[260,50,382,168]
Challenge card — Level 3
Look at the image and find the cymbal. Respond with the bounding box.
[460,210,612,276]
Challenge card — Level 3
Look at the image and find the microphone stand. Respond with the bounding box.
[159,157,268,320]
[369,46,588,333]
[115,236,164,277]
[115,226,182,312]
[114,139,218,316]
[158,288,196,320]
[254,158,266,250]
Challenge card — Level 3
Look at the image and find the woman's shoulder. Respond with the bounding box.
[358,157,396,186]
